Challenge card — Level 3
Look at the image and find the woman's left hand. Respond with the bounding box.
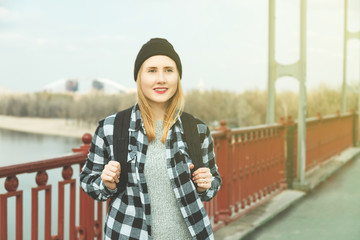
[190,164,212,192]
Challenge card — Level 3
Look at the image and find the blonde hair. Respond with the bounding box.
[136,72,184,143]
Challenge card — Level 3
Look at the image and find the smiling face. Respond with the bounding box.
[138,55,179,110]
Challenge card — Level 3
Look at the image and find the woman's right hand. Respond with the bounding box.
[101,161,121,190]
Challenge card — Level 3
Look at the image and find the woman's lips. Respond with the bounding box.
[154,88,168,94]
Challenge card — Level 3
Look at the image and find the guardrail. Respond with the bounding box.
[0,134,93,240]
[284,111,356,186]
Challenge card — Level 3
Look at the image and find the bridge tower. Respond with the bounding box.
[342,0,360,113]
[266,0,308,188]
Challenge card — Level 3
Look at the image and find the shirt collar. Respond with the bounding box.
[129,103,145,133]
[175,113,185,134]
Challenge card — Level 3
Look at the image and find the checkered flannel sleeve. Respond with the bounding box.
[79,121,117,201]
[197,124,222,202]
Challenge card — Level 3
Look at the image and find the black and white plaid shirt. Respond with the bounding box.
[80,104,221,239]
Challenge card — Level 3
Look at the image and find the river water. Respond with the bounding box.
[0,129,85,239]
[0,128,82,167]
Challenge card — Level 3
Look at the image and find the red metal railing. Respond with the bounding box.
[0,134,92,240]
[209,120,287,229]
[0,112,357,239]
[287,111,357,179]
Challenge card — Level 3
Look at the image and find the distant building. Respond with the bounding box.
[42,77,133,94]
[65,79,79,92]
[92,80,104,91]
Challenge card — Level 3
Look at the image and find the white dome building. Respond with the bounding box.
[42,77,132,94]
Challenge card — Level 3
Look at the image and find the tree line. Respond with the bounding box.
[185,86,357,128]
[0,86,357,130]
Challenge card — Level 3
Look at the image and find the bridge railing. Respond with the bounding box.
[0,149,90,239]
[284,111,357,185]
[0,111,357,239]
[210,120,287,227]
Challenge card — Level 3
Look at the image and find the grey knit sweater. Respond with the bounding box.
[144,121,192,240]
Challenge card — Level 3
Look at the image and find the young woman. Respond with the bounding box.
[80,38,221,240]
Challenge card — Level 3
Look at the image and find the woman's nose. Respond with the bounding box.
[156,72,166,84]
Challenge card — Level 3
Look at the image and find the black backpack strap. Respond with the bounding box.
[113,107,133,193]
[181,112,203,173]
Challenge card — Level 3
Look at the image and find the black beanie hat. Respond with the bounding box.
[134,38,182,81]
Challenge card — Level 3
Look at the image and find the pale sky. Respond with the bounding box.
[0,0,359,93]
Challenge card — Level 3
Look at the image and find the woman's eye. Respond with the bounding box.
[166,68,173,72]
[148,69,156,72]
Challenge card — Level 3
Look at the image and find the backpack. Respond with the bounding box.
[113,107,203,193]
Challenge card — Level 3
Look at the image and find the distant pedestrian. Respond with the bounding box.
[80,38,221,240]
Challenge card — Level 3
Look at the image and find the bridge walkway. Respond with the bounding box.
[215,147,360,240]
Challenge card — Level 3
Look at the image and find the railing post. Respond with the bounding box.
[0,175,23,240]
[336,110,342,154]
[31,170,52,240]
[316,112,323,164]
[351,110,357,146]
[73,133,92,240]
[284,116,296,189]
[278,117,287,189]
[215,120,232,223]
[57,166,76,240]
[356,112,359,146]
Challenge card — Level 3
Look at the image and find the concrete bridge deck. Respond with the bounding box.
[215,147,360,240]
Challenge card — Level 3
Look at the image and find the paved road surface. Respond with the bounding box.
[243,158,360,240]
